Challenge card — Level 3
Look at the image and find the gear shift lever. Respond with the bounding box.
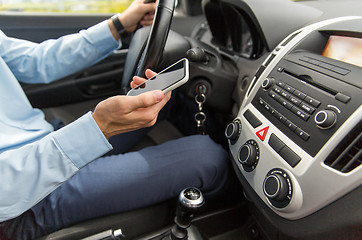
[170,188,204,240]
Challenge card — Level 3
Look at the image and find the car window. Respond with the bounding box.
[0,0,133,14]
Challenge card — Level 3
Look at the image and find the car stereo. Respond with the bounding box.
[227,16,362,220]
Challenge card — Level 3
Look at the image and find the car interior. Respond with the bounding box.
[0,0,361,239]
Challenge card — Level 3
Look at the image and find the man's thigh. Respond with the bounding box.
[31,135,229,235]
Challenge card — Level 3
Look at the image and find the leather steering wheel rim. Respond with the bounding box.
[122,0,176,92]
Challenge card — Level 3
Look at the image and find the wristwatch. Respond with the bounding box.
[111,14,131,41]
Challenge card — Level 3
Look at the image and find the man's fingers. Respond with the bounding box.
[131,76,147,88]
[145,69,157,79]
[141,1,157,13]
[130,69,157,89]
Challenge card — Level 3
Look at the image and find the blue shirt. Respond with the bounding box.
[0,20,120,221]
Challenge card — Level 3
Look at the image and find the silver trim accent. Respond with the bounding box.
[179,188,204,208]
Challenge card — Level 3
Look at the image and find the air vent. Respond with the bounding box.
[324,121,362,173]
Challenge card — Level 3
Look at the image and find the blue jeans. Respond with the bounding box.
[1,136,229,240]
[41,135,227,234]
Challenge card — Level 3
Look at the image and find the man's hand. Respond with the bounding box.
[92,69,171,139]
[119,0,157,32]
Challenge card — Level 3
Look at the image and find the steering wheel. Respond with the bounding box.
[121,0,176,92]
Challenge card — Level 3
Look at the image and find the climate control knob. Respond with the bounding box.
[263,173,288,202]
[238,140,259,171]
[263,169,293,208]
[225,119,241,142]
[314,110,337,129]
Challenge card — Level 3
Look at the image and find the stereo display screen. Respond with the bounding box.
[322,35,362,67]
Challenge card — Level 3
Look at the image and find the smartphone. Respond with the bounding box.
[127,58,189,96]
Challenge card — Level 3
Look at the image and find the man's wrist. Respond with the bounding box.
[109,13,133,46]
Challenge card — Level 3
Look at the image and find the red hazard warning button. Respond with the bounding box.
[256,126,269,141]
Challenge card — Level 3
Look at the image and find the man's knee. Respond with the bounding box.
[180,135,229,193]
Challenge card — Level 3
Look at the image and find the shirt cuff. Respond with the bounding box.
[82,20,122,54]
[53,112,112,169]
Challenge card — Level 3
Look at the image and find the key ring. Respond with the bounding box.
[195,94,206,111]
[194,112,207,125]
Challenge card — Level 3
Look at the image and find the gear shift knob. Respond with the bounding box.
[176,188,204,228]
[179,187,204,207]
[169,188,205,240]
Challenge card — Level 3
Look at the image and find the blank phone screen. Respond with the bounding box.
[128,59,186,96]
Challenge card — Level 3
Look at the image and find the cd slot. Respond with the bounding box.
[283,69,337,96]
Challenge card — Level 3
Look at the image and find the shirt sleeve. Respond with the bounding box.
[0,20,121,84]
[0,112,112,221]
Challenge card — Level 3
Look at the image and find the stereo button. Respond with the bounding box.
[304,96,321,108]
[291,106,310,121]
[269,91,280,101]
[300,102,315,114]
[284,84,295,93]
[335,93,351,103]
[280,90,291,99]
[289,96,302,106]
[276,81,285,88]
[284,120,297,131]
[295,128,310,141]
[276,112,287,123]
[294,89,307,100]
[280,98,293,110]
[258,98,265,105]
[273,86,282,94]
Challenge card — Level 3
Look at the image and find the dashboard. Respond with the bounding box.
[227,15,362,219]
[195,0,361,239]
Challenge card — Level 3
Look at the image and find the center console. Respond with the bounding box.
[227,16,362,220]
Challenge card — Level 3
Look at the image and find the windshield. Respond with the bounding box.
[0,0,133,13]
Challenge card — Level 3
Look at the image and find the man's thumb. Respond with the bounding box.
[134,90,164,109]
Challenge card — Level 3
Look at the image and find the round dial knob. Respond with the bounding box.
[314,110,337,128]
[261,78,275,90]
[263,173,289,202]
[225,120,241,141]
[238,143,257,167]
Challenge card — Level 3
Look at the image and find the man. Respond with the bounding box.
[0,1,229,239]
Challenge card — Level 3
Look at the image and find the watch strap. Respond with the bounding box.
[111,14,129,37]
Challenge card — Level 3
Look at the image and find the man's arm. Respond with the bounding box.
[0,71,169,222]
[0,113,112,222]
[0,0,157,84]
[0,22,120,84]
[0,89,170,222]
